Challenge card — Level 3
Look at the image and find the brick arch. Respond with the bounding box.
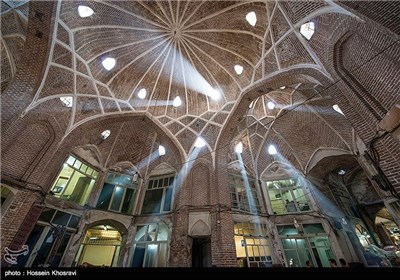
[85,219,128,235]
[1,1,57,131]
[305,148,352,175]
[260,161,299,180]
[2,120,55,181]
[325,16,400,194]
[71,145,103,169]
[38,114,184,193]
[216,67,333,177]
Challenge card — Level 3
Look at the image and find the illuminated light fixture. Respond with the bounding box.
[234,64,243,75]
[102,57,116,71]
[138,88,147,99]
[158,145,166,156]
[60,96,73,107]
[235,142,243,154]
[293,218,300,229]
[338,169,346,175]
[280,86,286,90]
[89,237,98,240]
[194,137,206,148]
[341,217,347,225]
[133,172,139,182]
[101,129,111,140]
[78,5,94,18]
[333,104,344,115]
[268,144,277,155]
[246,11,257,27]
[267,101,275,110]
[173,96,182,107]
[300,22,315,40]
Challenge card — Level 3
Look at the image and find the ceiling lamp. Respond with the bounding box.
[234,65,243,75]
[158,145,166,156]
[102,57,116,71]
[60,96,73,107]
[101,129,111,140]
[246,12,257,27]
[268,144,277,155]
[235,142,243,154]
[138,88,147,99]
[333,104,345,115]
[173,96,182,107]
[78,5,94,18]
[267,101,275,110]
[338,169,346,175]
[280,86,286,90]
[300,22,315,40]
[194,137,206,148]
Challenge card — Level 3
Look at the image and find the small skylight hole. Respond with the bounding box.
[300,22,315,40]
[78,5,94,18]
[60,96,73,107]
[101,129,111,140]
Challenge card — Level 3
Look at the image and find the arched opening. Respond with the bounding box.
[375,206,400,247]
[74,223,123,267]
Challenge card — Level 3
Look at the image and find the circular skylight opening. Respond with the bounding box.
[267,101,275,110]
[268,144,277,155]
[60,96,73,107]
[102,57,116,71]
[101,130,111,140]
[138,88,147,99]
[173,96,182,107]
[78,5,94,18]
[194,137,206,148]
[234,65,243,75]
[246,12,257,27]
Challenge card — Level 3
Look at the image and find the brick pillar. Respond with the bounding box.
[1,189,42,267]
[169,209,190,267]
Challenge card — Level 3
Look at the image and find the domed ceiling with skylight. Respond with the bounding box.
[21,0,356,158]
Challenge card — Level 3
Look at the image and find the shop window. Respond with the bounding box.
[141,174,175,214]
[131,224,169,267]
[234,222,272,267]
[15,208,80,267]
[74,224,122,267]
[266,178,310,215]
[96,171,138,214]
[278,223,335,268]
[50,155,99,206]
[229,174,261,214]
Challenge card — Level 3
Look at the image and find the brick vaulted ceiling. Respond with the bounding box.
[3,0,358,170]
